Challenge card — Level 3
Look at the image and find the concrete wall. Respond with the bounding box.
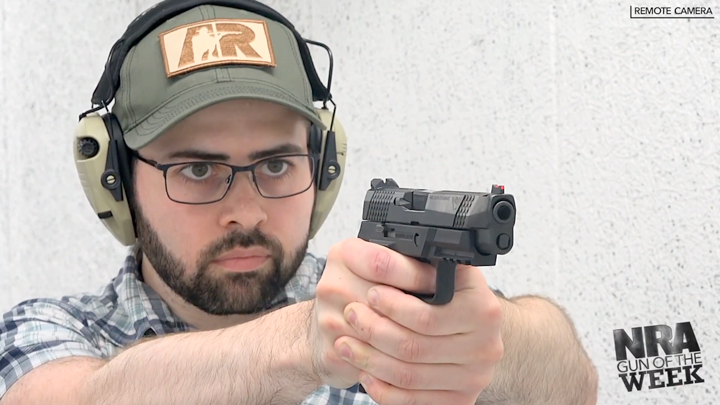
[1,0,717,403]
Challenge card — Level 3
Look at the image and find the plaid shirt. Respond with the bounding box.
[0,246,377,404]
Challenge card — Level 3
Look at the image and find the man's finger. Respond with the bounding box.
[334,336,477,392]
[358,371,479,405]
[340,238,436,294]
[365,284,503,337]
[343,302,482,364]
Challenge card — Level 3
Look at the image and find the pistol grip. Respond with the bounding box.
[358,261,456,395]
[413,260,457,305]
[358,261,455,395]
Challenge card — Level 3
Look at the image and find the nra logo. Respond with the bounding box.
[158,18,276,77]
[613,321,705,392]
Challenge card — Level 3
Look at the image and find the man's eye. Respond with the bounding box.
[260,160,289,176]
[180,163,213,180]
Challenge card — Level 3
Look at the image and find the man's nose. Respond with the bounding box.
[217,172,268,229]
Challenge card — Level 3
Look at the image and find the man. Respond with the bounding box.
[0,2,598,405]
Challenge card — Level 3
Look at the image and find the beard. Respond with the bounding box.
[132,203,309,316]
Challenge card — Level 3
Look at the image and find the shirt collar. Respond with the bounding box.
[112,246,191,340]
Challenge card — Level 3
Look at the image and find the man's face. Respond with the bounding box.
[131,99,316,315]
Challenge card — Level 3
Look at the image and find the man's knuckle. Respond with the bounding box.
[417,308,435,332]
[399,391,419,405]
[487,338,505,363]
[393,366,416,389]
[453,374,485,402]
[318,316,343,334]
[485,299,503,324]
[471,337,503,366]
[315,281,341,301]
[397,338,422,362]
[327,241,344,262]
[383,295,398,317]
[372,250,393,280]
[331,238,358,268]
[315,281,331,299]
[372,388,390,405]
[469,371,494,392]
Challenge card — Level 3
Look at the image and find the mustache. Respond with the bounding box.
[196,228,283,265]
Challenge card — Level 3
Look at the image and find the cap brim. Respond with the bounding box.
[123,80,326,150]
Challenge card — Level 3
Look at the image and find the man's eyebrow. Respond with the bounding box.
[167,150,230,161]
[165,143,306,162]
[248,143,305,161]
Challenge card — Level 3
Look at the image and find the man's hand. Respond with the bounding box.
[311,237,504,405]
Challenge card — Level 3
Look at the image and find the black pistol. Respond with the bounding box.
[357,178,516,305]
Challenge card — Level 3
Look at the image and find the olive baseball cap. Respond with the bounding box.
[112,4,325,150]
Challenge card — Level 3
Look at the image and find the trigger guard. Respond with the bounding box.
[414,260,456,305]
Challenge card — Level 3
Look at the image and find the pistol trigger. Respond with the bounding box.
[418,261,456,305]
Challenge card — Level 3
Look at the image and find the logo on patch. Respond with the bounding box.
[158,18,276,77]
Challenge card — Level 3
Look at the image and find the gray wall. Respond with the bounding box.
[1,1,718,403]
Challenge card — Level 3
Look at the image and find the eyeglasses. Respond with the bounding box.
[133,153,317,204]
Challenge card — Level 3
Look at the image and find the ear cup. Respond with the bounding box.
[308,108,348,239]
[73,112,136,246]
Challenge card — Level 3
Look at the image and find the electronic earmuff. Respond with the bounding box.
[73,0,347,246]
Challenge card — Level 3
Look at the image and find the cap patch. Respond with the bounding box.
[159,18,276,77]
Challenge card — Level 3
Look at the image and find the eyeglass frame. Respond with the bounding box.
[131,151,320,205]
